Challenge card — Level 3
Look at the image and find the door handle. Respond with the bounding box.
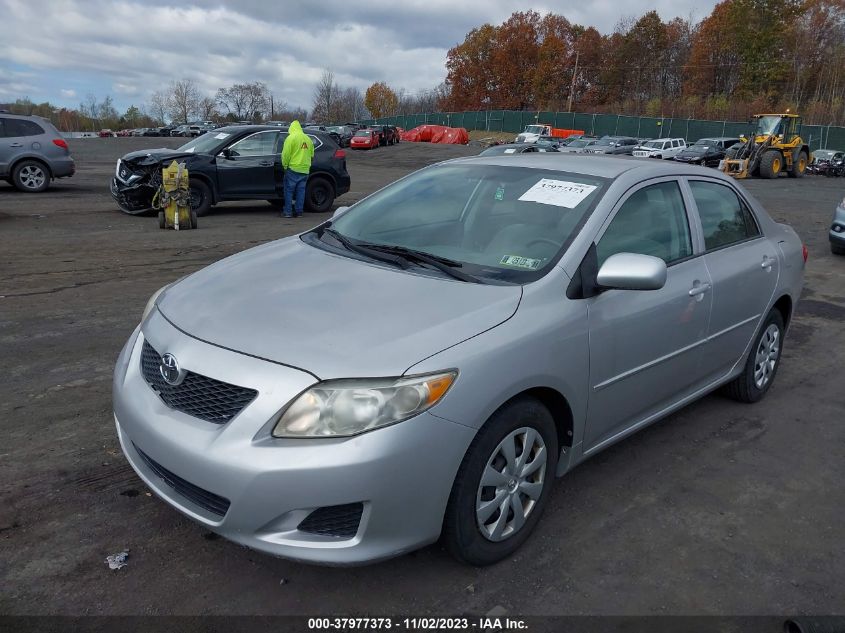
[761,255,774,270]
[9,143,23,148]
[688,282,712,297]
[259,161,273,167]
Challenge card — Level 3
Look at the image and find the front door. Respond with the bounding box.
[686,179,779,382]
[216,131,279,198]
[585,179,712,452]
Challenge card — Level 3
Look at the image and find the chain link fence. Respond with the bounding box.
[362,110,845,151]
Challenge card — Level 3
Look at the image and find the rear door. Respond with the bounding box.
[584,179,712,453]
[685,178,779,382]
[0,117,34,176]
[216,130,279,198]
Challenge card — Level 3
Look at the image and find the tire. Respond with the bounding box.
[788,150,807,178]
[831,242,845,256]
[158,211,166,229]
[758,151,783,179]
[188,180,212,217]
[722,309,785,403]
[443,397,558,566]
[190,209,198,229]
[305,176,334,213]
[12,160,50,193]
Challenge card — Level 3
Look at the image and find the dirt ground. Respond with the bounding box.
[1,138,844,617]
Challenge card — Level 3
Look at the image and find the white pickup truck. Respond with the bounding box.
[632,137,687,159]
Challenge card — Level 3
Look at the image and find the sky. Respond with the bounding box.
[0,0,718,114]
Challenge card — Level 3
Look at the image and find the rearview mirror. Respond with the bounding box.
[332,206,350,219]
[596,253,667,291]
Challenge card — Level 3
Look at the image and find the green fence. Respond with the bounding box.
[362,110,845,151]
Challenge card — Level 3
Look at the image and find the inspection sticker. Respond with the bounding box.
[500,255,543,270]
[214,132,230,140]
[504,148,517,153]
[518,179,597,208]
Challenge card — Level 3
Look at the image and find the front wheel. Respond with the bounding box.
[759,151,783,179]
[788,151,807,178]
[304,176,335,213]
[189,180,212,217]
[443,397,558,566]
[722,309,785,403]
[831,242,845,256]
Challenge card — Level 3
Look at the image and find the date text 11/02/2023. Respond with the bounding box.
[307,617,528,630]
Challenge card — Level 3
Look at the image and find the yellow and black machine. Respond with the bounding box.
[153,160,197,230]
[721,113,810,179]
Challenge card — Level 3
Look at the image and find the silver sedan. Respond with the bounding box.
[113,155,805,565]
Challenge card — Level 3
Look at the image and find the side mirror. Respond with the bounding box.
[220,148,234,159]
[332,206,350,219]
[596,253,667,291]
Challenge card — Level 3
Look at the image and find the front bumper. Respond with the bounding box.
[110,177,155,214]
[113,312,475,564]
[830,204,845,247]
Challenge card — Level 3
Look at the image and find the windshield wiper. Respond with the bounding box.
[362,243,483,283]
[322,228,410,269]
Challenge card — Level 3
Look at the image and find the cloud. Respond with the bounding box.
[60,88,77,98]
[0,0,718,109]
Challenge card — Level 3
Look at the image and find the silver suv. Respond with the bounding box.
[0,113,75,192]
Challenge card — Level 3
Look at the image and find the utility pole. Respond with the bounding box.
[567,51,580,113]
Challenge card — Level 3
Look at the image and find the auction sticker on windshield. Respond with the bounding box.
[518,179,597,208]
[214,133,230,140]
[500,255,543,270]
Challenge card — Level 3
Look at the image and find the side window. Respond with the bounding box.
[689,181,760,251]
[227,131,277,157]
[306,134,323,149]
[0,118,5,138]
[3,118,44,137]
[596,181,692,267]
[672,140,681,148]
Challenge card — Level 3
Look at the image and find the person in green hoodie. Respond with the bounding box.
[280,120,315,218]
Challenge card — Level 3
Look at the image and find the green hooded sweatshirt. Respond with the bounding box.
[281,120,315,174]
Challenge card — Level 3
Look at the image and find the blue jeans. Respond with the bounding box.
[283,169,308,217]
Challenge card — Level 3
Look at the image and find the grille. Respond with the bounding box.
[298,503,364,538]
[134,444,231,517]
[140,340,257,424]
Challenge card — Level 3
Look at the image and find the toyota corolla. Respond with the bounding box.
[113,155,805,566]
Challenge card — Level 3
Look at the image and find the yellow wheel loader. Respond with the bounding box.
[720,113,810,179]
[153,160,197,230]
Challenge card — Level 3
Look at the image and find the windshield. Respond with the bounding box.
[756,115,784,136]
[322,164,608,283]
[567,140,589,148]
[524,125,545,134]
[593,139,614,146]
[693,139,716,147]
[814,150,835,160]
[354,131,371,138]
[644,141,664,149]
[178,130,231,153]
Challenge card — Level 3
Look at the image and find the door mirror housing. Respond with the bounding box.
[596,253,667,291]
[332,206,350,219]
[220,148,233,159]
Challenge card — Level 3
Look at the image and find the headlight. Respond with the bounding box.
[141,285,168,322]
[272,371,457,438]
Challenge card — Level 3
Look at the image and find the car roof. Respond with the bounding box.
[450,153,735,180]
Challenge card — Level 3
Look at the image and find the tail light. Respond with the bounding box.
[333,149,346,159]
[52,138,68,150]
[802,244,808,263]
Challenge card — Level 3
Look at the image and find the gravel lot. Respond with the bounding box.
[1,138,843,616]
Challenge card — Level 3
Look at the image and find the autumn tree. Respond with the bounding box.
[364,82,398,118]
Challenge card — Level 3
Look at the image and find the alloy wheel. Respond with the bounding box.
[20,165,46,190]
[754,324,781,389]
[476,426,547,542]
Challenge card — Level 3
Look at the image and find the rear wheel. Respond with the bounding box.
[722,309,785,403]
[12,160,50,192]
[759,151,782,179]
[188,180,212,216]
[788,151,807,178]
[443,397,558,566]
[190,209,198,229]
[158,211,166,229]
[304,176,335,213]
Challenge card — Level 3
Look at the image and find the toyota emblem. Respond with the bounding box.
[159,353,183,386]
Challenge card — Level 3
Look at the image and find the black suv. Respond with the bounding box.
[111,125,350,215]
[672,137,742,167]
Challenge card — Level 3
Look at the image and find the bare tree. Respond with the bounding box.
[311,69,338,123]
[215,81,270,121]
[197,96,219,121]
[337,86,368,122]
[167,79,200,124]
[98,95,117,121]
[148,90,169,124]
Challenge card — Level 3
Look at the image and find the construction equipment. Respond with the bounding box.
[721,113,810,179]
[153,160,196,230]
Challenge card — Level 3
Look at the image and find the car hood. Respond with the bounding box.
[120,148,197,166]
[677,147,709,156]
[156,237,523,379]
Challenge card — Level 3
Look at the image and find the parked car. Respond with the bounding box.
[350,129,380,150]
[157,126,175,137]
[632,137,687,159]
[534,135,565,151]
[479,143,558,156]
[557,138,600,154]
[830,194,845,255]
[673,137,742,167]
[0,113,75,192]
[808,149,845,176]
[117,129,133,137]
[327,125,353,147]
[142,128,161,137]
[114,155,804,566]
[131,128,147,137]
[583,136,639,155]
[111,125,350,216]
[170,125,191,137]
[99,129,117,138]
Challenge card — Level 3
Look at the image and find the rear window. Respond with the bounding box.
[1,118,45,137]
